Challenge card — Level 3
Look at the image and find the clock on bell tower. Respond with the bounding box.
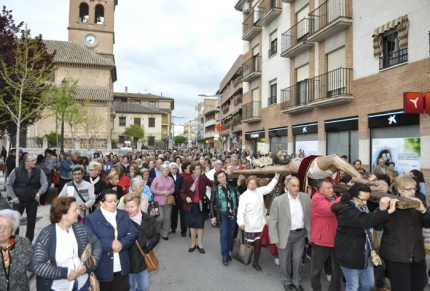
[67,0,118,62]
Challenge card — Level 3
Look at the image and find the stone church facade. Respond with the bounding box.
[26,0,174,150]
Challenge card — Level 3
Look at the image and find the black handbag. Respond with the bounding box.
[231,229,253,265]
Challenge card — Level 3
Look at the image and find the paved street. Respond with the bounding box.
[2,171,430,290]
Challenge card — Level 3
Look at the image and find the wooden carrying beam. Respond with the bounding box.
[228,172,420,209]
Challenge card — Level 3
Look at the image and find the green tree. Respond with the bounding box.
[80,107,105,149]
[174,135,185,145]
[0,27,56,166]
[47,78,78,149]
[45,131,61,148]
[123,124,144,139]
[64,100,88,150]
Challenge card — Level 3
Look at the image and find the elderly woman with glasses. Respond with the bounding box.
[0,209,33,291]
[85,189,138,291]
[118,178,151,214]
[331,184,398,291]
[150,164,174,240]
[32,197,102,291]
[374,174,430,291]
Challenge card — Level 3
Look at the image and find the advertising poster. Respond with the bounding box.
[257,142,266,155]
[371,138,420,175]
[295,141,318,156]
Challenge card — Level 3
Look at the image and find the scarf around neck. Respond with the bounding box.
[1,236,16,274]
[190,174,200,192]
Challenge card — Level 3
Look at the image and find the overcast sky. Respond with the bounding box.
[2,0,243,125]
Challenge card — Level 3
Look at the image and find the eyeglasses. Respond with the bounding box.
[26,160,36,163]
[356,197,368,203]
[103,199,118,204]
[403,187,416,192]
[0,225,14,231]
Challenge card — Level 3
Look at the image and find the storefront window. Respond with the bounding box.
[327,130,358,163]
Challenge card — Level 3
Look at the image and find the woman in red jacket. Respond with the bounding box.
[112,164,130,195]
[180,161,213,253]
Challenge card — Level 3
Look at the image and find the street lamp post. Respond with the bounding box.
[198,94,223,157]
[59,78,67,153]
[171,115,185,148]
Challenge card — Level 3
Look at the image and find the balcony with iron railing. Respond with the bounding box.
[280,18,314,58]
[268,43,277,58]
[242,9,263,41]
[233,95,243,106]
[242,56,262,82]
[205,119,217,127]
[308,0,353,42]
[259,0,282,26]
[379,48,408,70]
[280,67,353,114]
[223,105,230,114]
[205,131,216,138]
[268,95,277,106]
[242,101,261,123]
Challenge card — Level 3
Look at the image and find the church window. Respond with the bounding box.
[79,3,89,23]
[95,4,105,24]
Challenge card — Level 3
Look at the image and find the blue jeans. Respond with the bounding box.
[219,212,236,258]
[340,257,374,291]
[13,199,38,242]
[129,269,151,291]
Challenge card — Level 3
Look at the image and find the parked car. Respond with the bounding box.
[117,147,133,155]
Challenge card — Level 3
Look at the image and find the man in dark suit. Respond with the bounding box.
[169,162,186,236]
[269,177,311,291]
[149,159,162,180]
[373,158,388,175]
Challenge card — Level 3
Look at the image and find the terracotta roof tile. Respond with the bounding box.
[113,92,174,100]
[113,102,166,114]
[75,86,113,101]
[44,40,115,67]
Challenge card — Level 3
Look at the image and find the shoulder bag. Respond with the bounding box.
[231,229,253,265]
[160,177,176,206]
[72,182,87,223]
[365,230,382,266]
[80,242,100,291]
[135,241,160,272]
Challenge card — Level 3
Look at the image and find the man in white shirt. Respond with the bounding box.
[59,165,95,218]
[269,177,311,291]
[205,160,224,182]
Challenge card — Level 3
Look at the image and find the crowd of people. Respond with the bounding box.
[0,146,429,291]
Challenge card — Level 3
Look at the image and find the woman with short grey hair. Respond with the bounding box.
[0,209,33,291]
[150,163,175,240]
[118,178,151,213]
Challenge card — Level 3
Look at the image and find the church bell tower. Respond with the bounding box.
[67,0,117,62]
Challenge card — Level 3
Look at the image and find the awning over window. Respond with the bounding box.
[372,15,409,57]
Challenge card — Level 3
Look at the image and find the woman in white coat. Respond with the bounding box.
[237,172,280,271]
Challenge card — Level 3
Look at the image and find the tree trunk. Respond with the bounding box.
[70,124,74,150]
[55,114,59,150]
[15,122,20,168]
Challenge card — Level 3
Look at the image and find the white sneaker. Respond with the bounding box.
[274,258,280,265]
[326,275,332,282]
